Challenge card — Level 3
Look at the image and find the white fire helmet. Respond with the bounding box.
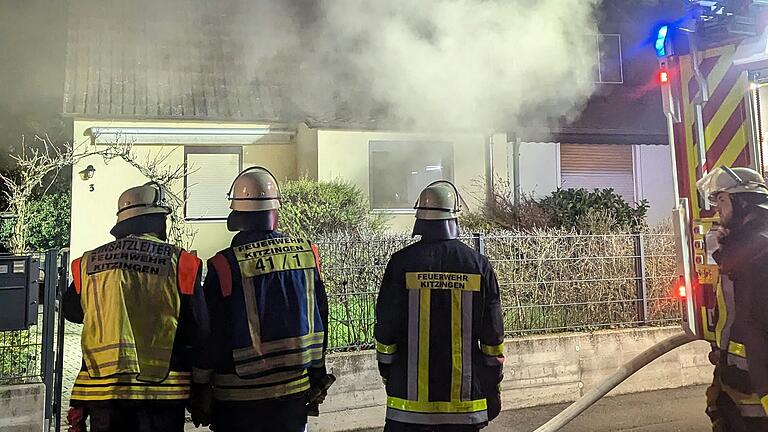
[115,182,171,224]
[696,166,768,205]
[227,166,281,212]
[414,180,465,220]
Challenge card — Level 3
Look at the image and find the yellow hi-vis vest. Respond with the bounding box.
[70,234,200,401]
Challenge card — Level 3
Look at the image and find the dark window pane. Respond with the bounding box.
[598,34,623,84]
[369,141,454,210]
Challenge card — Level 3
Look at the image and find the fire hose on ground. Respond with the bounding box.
[532,331,697,432]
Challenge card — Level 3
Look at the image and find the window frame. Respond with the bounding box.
[368,140,455,212]
[591,33,624,85]
[183,145,243,221]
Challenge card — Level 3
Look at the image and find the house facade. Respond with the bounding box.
[64,0,678,261]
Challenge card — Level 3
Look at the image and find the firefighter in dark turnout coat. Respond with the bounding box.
[375,180,505,432]
[697,167,768,431]
[63,182,208,432]
[190,166,330,432]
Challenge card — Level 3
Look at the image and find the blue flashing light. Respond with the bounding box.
[655,25,669,58]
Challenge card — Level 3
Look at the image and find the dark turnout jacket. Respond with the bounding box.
[374,238,505,426]
[714,217,768,409]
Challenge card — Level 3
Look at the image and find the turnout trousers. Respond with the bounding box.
[383,421,482,432]
[213,396,308,432]
[706,372,768,432]
[88,402,185,432]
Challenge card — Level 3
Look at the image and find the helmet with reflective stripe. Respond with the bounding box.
[696,166,768,205]
[414,180,463,220]
[115,182,171,224]
[228,166,281,212]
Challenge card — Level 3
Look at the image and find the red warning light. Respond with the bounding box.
[659,70,670,84]
[675,276,687,299]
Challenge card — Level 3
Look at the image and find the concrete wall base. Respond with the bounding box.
[310,327,712,432]
[0,383,45,432]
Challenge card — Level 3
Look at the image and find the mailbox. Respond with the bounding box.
[0,255,40,330]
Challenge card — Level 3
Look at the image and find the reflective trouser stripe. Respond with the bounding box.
[450,290,462,401]
[213,376,310,401]
[407,290,420,400]
[71,371,191,401]
[418,289,431,402]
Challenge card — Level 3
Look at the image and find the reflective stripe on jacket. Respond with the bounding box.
[70,371,191,401]
[375,239,505,426]
[72,234,201,385]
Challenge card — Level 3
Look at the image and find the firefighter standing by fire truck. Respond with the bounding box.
[63,182,208,432]
[189,166,331,432]
[697,166,768,431]
[374,180,505,432]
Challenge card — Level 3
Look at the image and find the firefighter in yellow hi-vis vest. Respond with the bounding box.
[697,167,768,431]
[191,167,331,432]
[63,182,208,432]
[375,180,505,432]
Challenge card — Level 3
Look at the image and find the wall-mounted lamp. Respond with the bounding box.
[78,165,96,181]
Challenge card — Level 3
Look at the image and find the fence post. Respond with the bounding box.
[53,250,69,432]
[472,232,485,255]
[633,234,648,325]
[41,249,58,426]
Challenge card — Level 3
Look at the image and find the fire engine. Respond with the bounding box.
[656,0,768,343]
[533,3,768,430]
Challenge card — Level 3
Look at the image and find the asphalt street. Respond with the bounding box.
[358,385,711,432]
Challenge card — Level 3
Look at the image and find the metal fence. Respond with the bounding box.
[0,252,48,384]
[319,232,681,351]
[0,249,69,430]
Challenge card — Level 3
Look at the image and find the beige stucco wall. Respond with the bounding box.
[315,129,508,232]
[69,119,508,260]
[69,119,297,262]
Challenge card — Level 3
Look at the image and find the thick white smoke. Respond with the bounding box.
[230,0,601,132]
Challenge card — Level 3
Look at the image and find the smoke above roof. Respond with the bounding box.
[66,0,602,133]
[231,0,602,132]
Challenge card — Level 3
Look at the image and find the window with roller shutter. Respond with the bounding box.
[560,144,636,203]
[185,146,243,220]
